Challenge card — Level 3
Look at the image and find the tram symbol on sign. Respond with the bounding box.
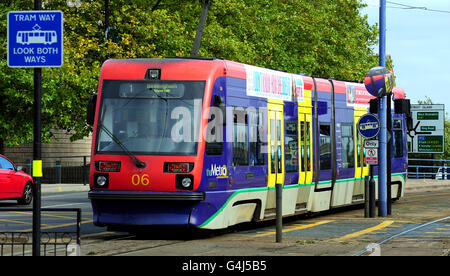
[16,24,57,45]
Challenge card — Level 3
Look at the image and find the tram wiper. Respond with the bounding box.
[98,122,146,169]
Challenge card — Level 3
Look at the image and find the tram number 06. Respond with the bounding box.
[131,174,150,186]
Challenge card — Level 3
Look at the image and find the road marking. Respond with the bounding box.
[44,202,87,208]
[20,219,93,232]
[253,220,334,237]
[42,191,88,199]
[11,211,75,220]
[392,220,415,223]
[331,220,395,242]
[0,218,33,225]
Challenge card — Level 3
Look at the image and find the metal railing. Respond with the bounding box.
[0,208,81,256]
[408,158,450,179]
[17,156,90,185]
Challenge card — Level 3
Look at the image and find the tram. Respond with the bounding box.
[87,58,409,230]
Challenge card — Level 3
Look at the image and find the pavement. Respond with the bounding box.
[41,183,90,193]
[40,177,450,194]
[404,178,450,193]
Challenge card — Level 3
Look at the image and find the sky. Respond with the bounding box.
[361,0,450,112]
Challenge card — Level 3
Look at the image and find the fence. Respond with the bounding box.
[0,208,81,256]
[408,158,450,179]
[17,155,90,184]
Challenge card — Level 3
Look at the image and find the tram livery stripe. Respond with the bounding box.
[199,173,406,228]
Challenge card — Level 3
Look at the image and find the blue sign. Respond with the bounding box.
[357,114,380,139]
[7,11,63,67]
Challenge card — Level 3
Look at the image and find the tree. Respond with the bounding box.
[1,0,381,152]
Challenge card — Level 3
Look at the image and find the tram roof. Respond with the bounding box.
[100,58,406,100]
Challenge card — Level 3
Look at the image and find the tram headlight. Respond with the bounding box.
[94,173,109,189]
[181,177,192,188]
[97,176,107,186]
[175,175,193,190]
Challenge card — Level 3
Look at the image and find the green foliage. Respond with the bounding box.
[0,0,380,149]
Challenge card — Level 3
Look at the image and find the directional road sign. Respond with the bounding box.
[407,104,445,153]
[7,11,63,67]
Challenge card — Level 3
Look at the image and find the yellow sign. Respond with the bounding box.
[32,160,43,177]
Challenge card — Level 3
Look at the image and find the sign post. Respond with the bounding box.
[364,64,394,219]
[358,114,380,218]
[7,4,63,256]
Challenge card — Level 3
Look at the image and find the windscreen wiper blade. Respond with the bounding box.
[98,123,146,169]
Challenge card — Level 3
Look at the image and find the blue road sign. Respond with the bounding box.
[357,114,380,139]
[7,11,63,67]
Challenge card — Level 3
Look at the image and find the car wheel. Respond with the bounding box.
[18,182,33,205]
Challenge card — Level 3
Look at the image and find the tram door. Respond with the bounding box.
[353,108,369,199]
[265,102,285,212]
[299,113,313,185]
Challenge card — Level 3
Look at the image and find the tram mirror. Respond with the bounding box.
[86,94,97,126]
[364,66,394,98]
[213,95,223,106]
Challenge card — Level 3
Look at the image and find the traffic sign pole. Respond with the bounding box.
[32,0,42,257]
[358,115,380,218]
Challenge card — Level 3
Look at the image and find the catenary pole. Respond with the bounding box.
[378,0,388,217]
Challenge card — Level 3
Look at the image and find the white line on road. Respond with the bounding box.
[44,202,88,208]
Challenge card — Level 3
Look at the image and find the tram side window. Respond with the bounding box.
[300,122,311,172]
[249,108,265,165]
[206,112,223,156]
[356,127,363,165]
[341,124,355,168]
[393,118,403,158]
[233,108,249,166]
[285,120,299,172]
[319,123,332,170]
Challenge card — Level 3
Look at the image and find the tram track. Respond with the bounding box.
[111,240,188,256]
[354,215,450,256]
[81,229,210,256]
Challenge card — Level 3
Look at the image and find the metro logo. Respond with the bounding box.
[206,164,228,178]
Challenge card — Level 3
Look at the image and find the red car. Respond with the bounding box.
[0,154,33,205]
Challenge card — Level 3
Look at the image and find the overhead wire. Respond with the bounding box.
[386,1,450,14]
